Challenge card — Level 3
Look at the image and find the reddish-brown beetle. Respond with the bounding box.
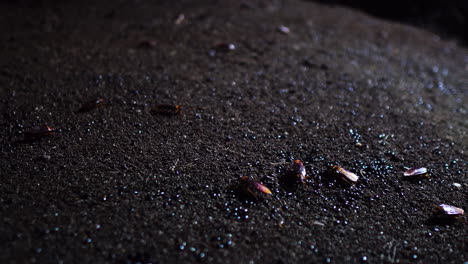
[432,204,464,223]
[214,43,236,52]
[330,165,359,184]
[137,40,157,49]
[151,104,182,116]
[238,176,272,200]
[403,167,429,179]
[277,25,290,34]
[77,98,105,113]
[209,43,236,57]
[284,160,308,185]
[174,14,185,25]
[24,125,55,140]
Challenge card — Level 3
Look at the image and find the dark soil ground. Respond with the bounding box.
[0,0,466,263]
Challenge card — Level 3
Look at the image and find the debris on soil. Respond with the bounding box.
[77,98,105,113]
[329,165,359,185]
[150,104,182,116]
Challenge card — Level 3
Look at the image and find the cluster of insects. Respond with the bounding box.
[237,160,464,223]
[20,98,464,223]
[20,98,182,141]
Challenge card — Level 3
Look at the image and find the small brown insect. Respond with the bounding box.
[432,204,464,223]
[284,160,308,185]
[238,176,272,200]
[150,104,182,116]
[330,165,359,184]
[277,25,290,34]
[174,14,185,25]
[24,125,55,140]
[137,39,157,49]
[214,43,236,52]
[355,142,365,148]
[403,167,429,180]
[77,98,105,113]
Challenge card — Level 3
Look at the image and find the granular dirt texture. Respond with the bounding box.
[0,0,466,263]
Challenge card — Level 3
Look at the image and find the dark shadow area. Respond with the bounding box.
[312,0,468,44]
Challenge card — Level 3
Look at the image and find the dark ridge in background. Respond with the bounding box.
[5,0,468,44]
[313,0,468,44]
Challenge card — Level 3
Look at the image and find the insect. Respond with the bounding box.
[284,160,308,185]
[24,125,55,140]
[137,40,157,49]
[330,165,359,184]
[277,25,290,34]
[432,204,464,223]
[77,98,105,113]
[403,167,429,180]
[214,43,236,52]
[238,176,271,200]
[174,14,185,25]
[355,142,365,148]
[150,104,182,116]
